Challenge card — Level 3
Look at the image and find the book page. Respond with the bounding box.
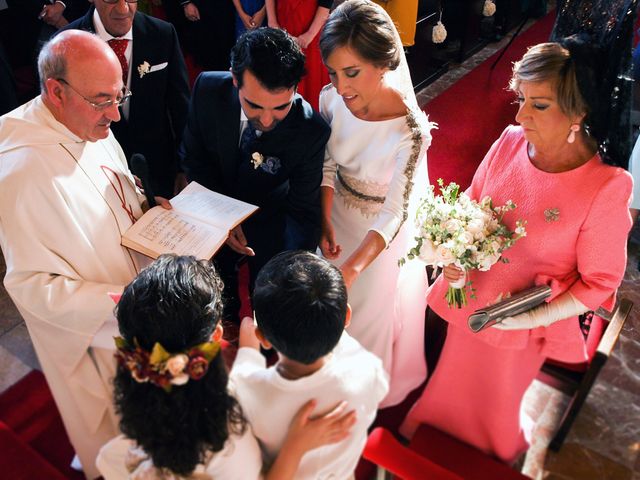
[171,182,258,230]
[123,209,226,259]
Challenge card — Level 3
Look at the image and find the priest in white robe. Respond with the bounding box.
[0,31,163,479]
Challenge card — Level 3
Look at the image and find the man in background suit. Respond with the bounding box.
[63,0,190,197]
[181,28,330,324]
[170,0,235,71]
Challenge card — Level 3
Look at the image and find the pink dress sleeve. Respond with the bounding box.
[570,168,633,310]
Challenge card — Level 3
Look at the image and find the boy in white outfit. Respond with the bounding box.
[231,250,389,480]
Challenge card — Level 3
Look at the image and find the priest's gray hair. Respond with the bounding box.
[37,36,67,92]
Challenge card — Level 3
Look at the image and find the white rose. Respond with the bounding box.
[166,354,189,376]
[435,244,454,264]
[458,231,474,245]
[444,219,461,234]
[170,373,190,386]
[419,240,437,263]
[478,255,495,271]
[467,218,484,234]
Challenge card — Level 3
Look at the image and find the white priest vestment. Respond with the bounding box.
[0,96,150,479]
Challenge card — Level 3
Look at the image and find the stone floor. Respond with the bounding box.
[1,13,639,480]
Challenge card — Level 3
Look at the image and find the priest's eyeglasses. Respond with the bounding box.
[56,78,132,111]
[102,0,138,4]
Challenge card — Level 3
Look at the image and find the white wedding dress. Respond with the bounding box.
[319,85,433,407]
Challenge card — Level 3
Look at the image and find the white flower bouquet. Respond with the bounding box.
[400,179,526,308]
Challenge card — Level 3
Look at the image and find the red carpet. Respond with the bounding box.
[0,371,83,480]
[0,11,556,480]
[425,11,556,190]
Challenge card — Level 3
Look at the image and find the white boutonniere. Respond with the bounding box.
[251,152,264,170]
[137,61,151,78]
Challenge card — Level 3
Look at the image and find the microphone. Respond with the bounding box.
[130,153,156,208]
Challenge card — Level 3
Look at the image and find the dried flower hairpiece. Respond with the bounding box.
[114,337,221,392]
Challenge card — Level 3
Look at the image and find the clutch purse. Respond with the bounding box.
[467,285,552,333]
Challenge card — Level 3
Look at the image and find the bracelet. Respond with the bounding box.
[181,1,192,6]
[55,0,67,8]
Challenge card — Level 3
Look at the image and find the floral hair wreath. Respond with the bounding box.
[114,336,221,392]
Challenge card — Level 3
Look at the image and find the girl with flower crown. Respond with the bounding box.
[96,254,355,479]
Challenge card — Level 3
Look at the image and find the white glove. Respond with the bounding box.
[491,291,589,331]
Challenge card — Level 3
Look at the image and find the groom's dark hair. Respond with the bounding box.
[231,27,306,91]
[252,251,347,365]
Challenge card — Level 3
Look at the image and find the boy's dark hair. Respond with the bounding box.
[113,254,245,476]
[230,27,306,90]
[253,251,347,364]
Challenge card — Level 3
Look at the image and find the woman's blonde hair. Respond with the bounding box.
[509,42,587,120]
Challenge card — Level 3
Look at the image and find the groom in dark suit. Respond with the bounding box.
[181,28,330,324]
[61,0,190,197]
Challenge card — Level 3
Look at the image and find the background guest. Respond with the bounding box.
[233,0,266,39]
[266,0,331,110]
[62,0,190,197]
[175,0,235,71]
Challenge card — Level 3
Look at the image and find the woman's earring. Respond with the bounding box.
[567,123,580,144]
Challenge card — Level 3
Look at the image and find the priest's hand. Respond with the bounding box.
[226,225,255,256]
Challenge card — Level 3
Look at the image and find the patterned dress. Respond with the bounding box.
[275,0,331,110]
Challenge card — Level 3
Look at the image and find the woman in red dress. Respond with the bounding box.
[266,0,332,110]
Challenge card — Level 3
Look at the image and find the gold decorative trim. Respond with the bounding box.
[388,107,427,242]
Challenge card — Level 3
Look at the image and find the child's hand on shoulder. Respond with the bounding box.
[239,316,261,350]
[286,400,356,454]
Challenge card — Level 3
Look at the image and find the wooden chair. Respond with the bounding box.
[539,298,633,451]
[363,425,529,480]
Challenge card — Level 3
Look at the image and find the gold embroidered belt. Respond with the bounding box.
[336,169,386,204]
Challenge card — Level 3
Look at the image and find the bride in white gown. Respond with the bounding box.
[318,0,435,407]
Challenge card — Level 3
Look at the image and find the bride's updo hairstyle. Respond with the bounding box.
[319,0,401,71]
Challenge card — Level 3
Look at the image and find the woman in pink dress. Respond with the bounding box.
[401,39,633,463]
[265,0,332,110]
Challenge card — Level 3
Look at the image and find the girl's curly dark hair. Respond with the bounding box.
[113,254,246,476]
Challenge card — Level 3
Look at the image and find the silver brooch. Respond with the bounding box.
[544,208,560,222]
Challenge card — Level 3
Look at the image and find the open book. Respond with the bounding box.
[122,182,258,260]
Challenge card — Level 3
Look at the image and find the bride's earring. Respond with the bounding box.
[567,123,580,144]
